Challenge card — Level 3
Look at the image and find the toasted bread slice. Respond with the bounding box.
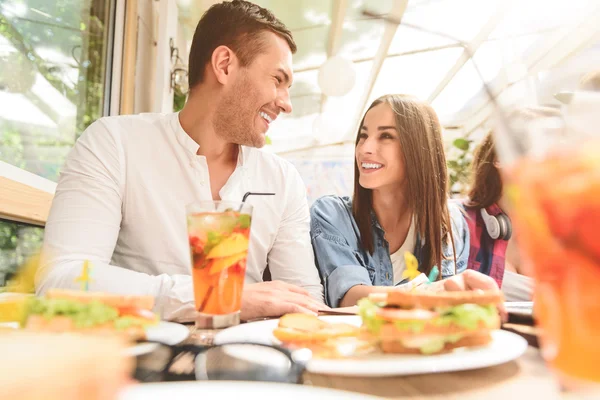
[273,325,357,343]
[380,331,493,354]
[277,313,329,333]
[369,289,504,308]
[46,289,155,310]
[273,323,359,343]
[274,313,359,343]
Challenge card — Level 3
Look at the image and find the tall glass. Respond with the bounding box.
[495,90,600,391]
[186,201,253,328]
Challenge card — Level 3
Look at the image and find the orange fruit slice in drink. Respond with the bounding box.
[209,252,247,275]
[206,233,249,259]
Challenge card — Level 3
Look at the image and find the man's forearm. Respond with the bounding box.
[36,259,196,321]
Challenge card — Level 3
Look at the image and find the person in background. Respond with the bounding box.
[310,94,499,309]
[462,131,532,301]
[464,98,562,302]
[37,0,325,321]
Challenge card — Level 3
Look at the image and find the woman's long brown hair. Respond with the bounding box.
[466,132,502,209]
[467,106,562,209]
[351,94,454,277]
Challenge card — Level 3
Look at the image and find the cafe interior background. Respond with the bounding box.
[1,0,600,287]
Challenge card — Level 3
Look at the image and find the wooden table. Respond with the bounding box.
[187,324,571,399]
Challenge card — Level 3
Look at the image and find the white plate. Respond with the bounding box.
[125,321,190,357]
[145,321,189,345]
[119,381,380,400]
[215,315,528,377]
[0,321,188,357]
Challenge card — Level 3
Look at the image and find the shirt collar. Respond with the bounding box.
[171,112,249,167]
[171,112,200,155]
[238,145,249,167]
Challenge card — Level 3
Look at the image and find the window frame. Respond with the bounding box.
[0,0,121,227]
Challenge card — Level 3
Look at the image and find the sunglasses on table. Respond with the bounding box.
[133,341,310,384]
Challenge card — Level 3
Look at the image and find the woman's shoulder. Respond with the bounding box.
[446,199,470,240]
[310,195,357,235]
[310,195,353,217]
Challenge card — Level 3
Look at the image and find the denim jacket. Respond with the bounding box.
[310,196,469,307]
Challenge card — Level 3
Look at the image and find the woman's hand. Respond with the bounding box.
[441,270,506,321]
[442,269,499,291]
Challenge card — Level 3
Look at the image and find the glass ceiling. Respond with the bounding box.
[177,0,600,153]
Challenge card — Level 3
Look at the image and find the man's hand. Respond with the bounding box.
[240,280,327,321]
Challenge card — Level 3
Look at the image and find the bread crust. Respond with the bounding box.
[370,290,504,308]
[380,331,493,354]
[46,289,155,310]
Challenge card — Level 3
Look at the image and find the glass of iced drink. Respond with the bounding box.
[186,201,252,328]
[495,91,600,391]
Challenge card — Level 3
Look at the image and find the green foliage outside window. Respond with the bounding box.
[447,137,473,196]
[0,1,113,286]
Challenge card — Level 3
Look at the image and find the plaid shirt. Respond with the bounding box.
[462,203,508,288]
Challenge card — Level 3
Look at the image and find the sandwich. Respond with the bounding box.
[273,313,373,358]
[358,290,503,355]
[273,313,359,344]
[1,332,132,400]
[22,289,158,341]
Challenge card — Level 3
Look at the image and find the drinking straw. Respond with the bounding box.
[427,266,440,284]
[238,192,275,211]
[241,192,275,203]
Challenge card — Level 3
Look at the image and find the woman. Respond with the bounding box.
[310,94,475,308]
[463,132,532,301]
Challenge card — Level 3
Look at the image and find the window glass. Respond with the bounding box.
[0,1,114,287]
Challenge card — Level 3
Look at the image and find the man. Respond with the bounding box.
[37,0,324,321]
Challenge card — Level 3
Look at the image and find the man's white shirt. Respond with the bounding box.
[37,112,324,320]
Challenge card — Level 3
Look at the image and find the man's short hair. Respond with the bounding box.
[188,0,296,90]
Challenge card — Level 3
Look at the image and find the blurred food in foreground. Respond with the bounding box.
[0,333,132,400]
[0,293,33,323]
[507,140,600,384]
[1,253,40,294]
[21,289,158,341]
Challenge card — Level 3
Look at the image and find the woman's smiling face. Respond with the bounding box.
[355,103,406,191]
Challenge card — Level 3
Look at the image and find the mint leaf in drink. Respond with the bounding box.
[205,231,223,251]
[238,214,251,229]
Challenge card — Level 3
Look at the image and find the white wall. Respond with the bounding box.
[134,0,157,113]
[153,0,179,113]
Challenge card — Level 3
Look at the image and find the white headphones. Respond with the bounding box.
[480,208,512,241]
